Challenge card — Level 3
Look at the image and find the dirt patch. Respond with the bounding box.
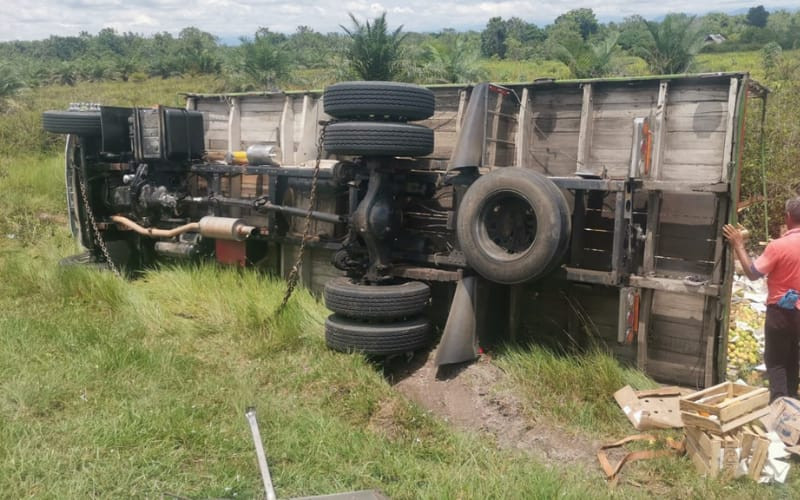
[387,350,601,469]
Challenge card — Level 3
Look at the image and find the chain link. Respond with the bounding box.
[276,122,328,313]
[76,144,121,277]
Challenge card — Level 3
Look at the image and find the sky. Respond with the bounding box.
[1,0,798,42]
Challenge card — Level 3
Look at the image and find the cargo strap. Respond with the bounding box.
[597,433,684,486]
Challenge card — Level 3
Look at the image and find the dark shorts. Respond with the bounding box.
[764,305,800,401]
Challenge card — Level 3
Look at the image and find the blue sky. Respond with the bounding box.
[2,0,798,41]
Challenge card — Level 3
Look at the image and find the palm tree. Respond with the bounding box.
[553,33,620,79]
[240,29,291,90]
[341,12,407,81]
[638,14,704,74]
[423,35,487,84]
[0,65,24,110]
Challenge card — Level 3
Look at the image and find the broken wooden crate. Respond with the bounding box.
[684,424,770,479]
[680,381,769,434]
[681,381,770,479]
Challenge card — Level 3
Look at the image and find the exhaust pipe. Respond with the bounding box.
[111,215,255,241]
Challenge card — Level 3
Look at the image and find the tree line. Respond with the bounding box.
[0,6,799,93]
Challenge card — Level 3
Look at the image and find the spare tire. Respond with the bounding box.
[323,81,435,121]
[456,168,570,285]
[325,314,432,356]
[324,278,430,321]
[324,121,434,157]
[42,110,101,136]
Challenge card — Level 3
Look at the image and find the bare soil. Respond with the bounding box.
[385,350,602,470]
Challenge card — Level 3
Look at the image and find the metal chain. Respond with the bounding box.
[76,149,121,277]
[276,122,327,313]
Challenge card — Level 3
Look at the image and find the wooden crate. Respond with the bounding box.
[680,381,769,434]
[684,425,769,479]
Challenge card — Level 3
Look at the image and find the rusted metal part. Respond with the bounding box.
[198,216,255,241]
[392,265,462,282]
[215,240,247,267]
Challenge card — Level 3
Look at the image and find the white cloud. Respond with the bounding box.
[1,0,798,41]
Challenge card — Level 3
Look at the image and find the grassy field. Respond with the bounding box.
[1,72,798,497]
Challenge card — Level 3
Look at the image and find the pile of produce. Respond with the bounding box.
[727,300,766,383]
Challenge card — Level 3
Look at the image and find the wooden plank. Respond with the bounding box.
[654,257,714,277]
[659,192,718,225]
[642,192,662,276]
[455,89,467,134]
[647,358,705,387]
[576,83,593,174]
[657,234,715,262]
[514,88,529,168]
[685,435,713,475]
[652,291,705,321]
[720,77,739,182]
[663,137,725,166]
[227,97,241,152]
[208,138,227,150]
[666,85,729,103]
[748,437,769,480]
[637,288,653,371]
[240,98,285,113]
[681,404,769,434]
[227,97,243,218]
[529,89,583,108]
[531,115,581,135]
[717,388,769,421]
[629,275,719,297]
[279,95,294,164]
[592,86,659,106]
[665,106,727,133]
[649,81,669,179]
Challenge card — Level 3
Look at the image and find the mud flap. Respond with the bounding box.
[434,276,479,366]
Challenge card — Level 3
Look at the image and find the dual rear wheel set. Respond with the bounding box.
[320,82,570,357]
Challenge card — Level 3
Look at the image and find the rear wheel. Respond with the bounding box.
[325,314,432,356]
[323,81,435,121]
[324,277,430,321]
[324,121,434,157]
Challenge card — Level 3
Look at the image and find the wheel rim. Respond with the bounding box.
[474,191,537,262]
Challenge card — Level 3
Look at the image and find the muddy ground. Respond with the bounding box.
[384,350,602,471]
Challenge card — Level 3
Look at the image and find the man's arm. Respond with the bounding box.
[722,224,764,281]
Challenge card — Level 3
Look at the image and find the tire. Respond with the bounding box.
[325,314,432,356]
[456,168,570,285]
[42,110,101,136]
[541,181,572,275]
[324,278,430,320]
[324,121,434,157]
[323,81,435,121]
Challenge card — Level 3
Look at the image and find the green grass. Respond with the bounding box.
[497,346,657,436]
[0,154,608,498]
[4,154,799,499]
[0,75,223,158]
[3,68,800,498]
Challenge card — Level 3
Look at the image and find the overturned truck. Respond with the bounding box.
[45,73,767,388]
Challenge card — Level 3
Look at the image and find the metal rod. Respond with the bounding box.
[759,94,769,242]
[259,201,346,224]
[196,196,346,224]
[245,407,277,500]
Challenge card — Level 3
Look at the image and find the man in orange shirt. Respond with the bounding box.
[724,197,800,401]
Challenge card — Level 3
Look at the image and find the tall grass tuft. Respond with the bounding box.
[497,345,656,436]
